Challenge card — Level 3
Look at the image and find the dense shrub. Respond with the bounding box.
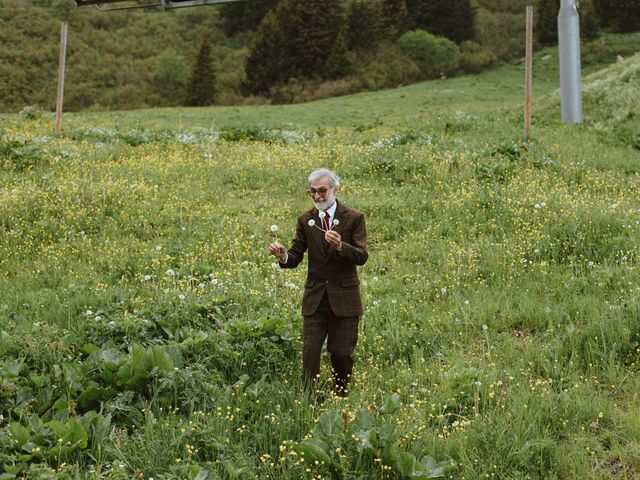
[398,29,460,79]
[458,40,497,74]
[354,44,421,89]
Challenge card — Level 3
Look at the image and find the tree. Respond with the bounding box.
[244,8,289,94]
[380,0,410,41]
[153,50,187,105]
[244,0,348,94]
[579,0,600,41]
[286,0,346,78]
[187,34,216,106]
[594,0,639,33]
[536,0,559,45]
[406,0,476,44]
[346,0,382,51]
[218,0,279,36]
[537,0,600,45]
[325,27,351,79]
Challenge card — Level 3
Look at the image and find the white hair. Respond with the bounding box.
[308,168,341,188]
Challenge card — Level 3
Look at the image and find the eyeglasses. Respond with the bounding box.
[307,187,329,196]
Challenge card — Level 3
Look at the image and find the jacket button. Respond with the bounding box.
[325,280,329,284]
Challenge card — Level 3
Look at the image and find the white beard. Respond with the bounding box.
[313,192,336,211]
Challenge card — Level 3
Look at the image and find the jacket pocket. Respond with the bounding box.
[340,277,360,287]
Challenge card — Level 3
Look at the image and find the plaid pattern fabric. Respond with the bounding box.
[280,200,368,317]
[303,294,359,396]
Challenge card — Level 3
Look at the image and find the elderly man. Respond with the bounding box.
[269,168,368,397]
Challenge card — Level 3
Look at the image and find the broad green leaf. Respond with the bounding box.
[9,422,30,447]
[260,317,278,335]
[293,437,332,466]
[193,471,209,480]
[62,362,88,392]
[223,462,246,479]
[80,411,112,446]
[317,410,343,438]
[0,330,11,355]
[1,359,23,378]
[77,382,117,410]
[245,382,261,399]
[89,347,125,372]
[350,409,375,432]
[352,429,377,454]
[396,451,419,477]
[81,343,100,355]
[47,418,88,450]
[117,344,151,389]
[379,393,402,415]
[421,456,449,478]
[46,444,75,460]
[132,344,151,370]
[383,449,432,479]
[149,345,174,373]
[381,444,401,471]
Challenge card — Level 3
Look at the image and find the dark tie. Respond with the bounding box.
[322,212,330,231]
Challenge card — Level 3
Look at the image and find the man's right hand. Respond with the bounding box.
[269,242,286,263]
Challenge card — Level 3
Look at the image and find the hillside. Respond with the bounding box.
[1,41,640,478]
[2,0,638,113]
[2,33,629,132]
[539,50,640,150]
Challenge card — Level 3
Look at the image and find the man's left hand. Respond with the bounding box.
[325,230,342,250]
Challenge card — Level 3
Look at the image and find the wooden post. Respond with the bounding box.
[55,22,68,135]
[524,6,533,139]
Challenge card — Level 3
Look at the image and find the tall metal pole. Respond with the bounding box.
[55,22,68,135]
[558,0,582,123]
[524,6,533,139]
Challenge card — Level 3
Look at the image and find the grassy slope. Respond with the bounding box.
[0,36,639,479]
[63,33,640,130]
[71,55,557,130]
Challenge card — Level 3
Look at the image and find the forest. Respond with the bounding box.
[0,0,638,111]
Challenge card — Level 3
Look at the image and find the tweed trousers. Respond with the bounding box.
[302,293,359,396]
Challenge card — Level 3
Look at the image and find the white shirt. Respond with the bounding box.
[320,201,337,230]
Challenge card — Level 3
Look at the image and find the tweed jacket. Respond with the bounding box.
[280,200,368,317]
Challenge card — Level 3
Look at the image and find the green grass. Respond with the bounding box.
[0,36,639,479]
[35,32,633,132]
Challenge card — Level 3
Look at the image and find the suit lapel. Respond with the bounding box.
[309,208,327,254]
[331,201,348,238]
[308,202,349,262]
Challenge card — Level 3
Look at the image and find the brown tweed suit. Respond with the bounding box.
[279,200,368,395]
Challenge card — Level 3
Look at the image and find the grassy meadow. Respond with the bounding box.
[1,43,640,479]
